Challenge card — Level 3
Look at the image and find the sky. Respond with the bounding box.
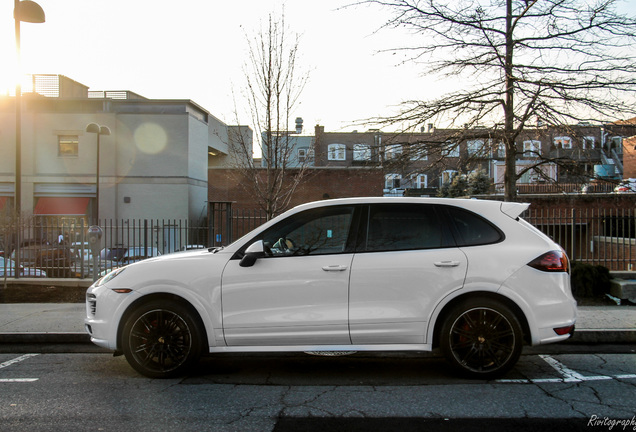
[0,0,427,132]
[1,0,635,133]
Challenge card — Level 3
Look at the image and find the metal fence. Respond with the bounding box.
[2,206,635,279]
[524,208,635,271]
[2,218,208,280]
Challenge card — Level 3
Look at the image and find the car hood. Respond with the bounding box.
[96,247,232,290]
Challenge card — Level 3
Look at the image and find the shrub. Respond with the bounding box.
[570,262,611,299]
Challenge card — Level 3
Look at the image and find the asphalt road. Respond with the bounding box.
[1,346,635,431]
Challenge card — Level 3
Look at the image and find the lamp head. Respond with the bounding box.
[14,1,45,23]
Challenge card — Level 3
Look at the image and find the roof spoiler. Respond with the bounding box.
[500,202,530,219]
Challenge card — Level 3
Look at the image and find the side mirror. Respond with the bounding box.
[240,240,265,267]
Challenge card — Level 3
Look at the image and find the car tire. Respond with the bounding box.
[121,300,203,378]
[440,298,523,379]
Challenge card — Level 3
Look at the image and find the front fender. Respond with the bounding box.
[112,282,223,351]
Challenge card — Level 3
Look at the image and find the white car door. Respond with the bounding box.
[221,206,357,346]
[349,204,468,344]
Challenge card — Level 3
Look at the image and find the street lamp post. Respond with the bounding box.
[13,0,44,276]
[86,123,111,224]
[14,0,45,215]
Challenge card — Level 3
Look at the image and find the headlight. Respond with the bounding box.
[95,267,127,287]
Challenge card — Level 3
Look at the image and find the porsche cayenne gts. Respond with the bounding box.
[85,197,576,379]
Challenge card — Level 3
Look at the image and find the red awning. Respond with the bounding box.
[34,197,90,216]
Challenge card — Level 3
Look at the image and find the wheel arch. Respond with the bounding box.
[116,293,210,353]
[430,291,531,349]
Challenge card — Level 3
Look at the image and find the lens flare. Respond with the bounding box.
[134,123,168,155]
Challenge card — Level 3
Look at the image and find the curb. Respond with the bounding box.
[0,332,90,344]
[565,329,636,344]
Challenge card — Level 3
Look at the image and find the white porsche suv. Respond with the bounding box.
[85,197,576,379]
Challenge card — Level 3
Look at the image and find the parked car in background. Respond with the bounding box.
[614,179,636,193]
[179,245,207,251]
[71,242,92,262]
[100,246,161,266]
[86,197,576,380]
[10,244,74,278]
[69,242,96,278]
[0,257,47,277]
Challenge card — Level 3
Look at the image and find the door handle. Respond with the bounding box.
[322,265,348,272]
[434,261,461,267]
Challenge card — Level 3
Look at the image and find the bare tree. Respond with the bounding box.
[358,0,636,200]
[229,12,311,219]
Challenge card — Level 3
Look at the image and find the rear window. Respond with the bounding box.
[365,204,443,252]
[445,206,503,246]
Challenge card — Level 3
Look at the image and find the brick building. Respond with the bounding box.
[623,136,636,179]
[208,167,384,212]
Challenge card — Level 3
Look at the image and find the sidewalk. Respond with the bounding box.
[0,303,635,345]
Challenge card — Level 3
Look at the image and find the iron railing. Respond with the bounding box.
[2,206,634,278]
[525,207,635,271]
[2,218,208,280]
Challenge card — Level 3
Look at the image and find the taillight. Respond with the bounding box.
[528,250,569,273]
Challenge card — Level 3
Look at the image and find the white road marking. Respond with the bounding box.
[539,354,612,382]
[0,354,39,383]
[0,379,38,382]
[496,355,636,384]
[0,354,39,370]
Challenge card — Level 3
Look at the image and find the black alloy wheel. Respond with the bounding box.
[440,298,523,379]
[122,300,202,378]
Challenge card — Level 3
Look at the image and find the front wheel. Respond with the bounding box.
[440,298,523,379]
[121,300,203,378]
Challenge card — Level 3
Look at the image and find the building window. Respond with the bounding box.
[298,148,307,164]
[409,145,428,161]
[353,144,371,161]
[385,173,401,189]
[441,170,458,185]
[554,136,572,149]
[493,142,506,158]
[583,136,595,149]
[523,140,542,156]
[467,139,484,156]
[58,135,79,157]
[328,144,346,161]
[443,142,460,158]
[410,173,428,188]
[385,144,402,160]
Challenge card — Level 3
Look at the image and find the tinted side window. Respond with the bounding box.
[365,204,442,252]
[260,206,355,256]
[446,206,503,246]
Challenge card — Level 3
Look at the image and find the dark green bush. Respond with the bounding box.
[570,262,611,299]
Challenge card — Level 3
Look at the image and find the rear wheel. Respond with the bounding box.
[440,298,523,379]
[121,300,203,378]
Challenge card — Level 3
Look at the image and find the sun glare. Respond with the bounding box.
[0,70,38,97]
[0,64,18,96]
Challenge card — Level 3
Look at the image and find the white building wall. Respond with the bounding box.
[0,80,248,224]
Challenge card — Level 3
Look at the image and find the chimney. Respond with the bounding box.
[427,123,435,133]
[295,117,303,134]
